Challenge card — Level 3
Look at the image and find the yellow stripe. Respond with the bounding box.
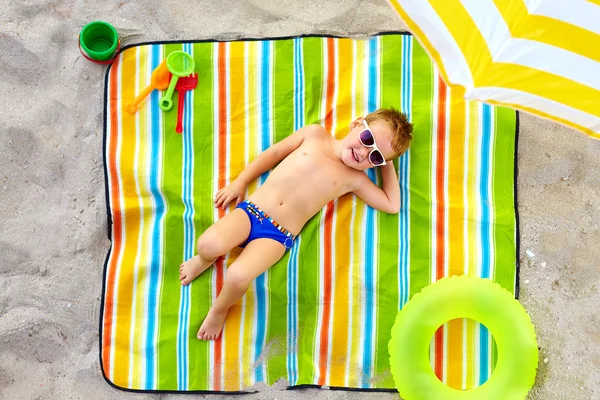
[347,40,366,387]
[113,46,139,387]
[330,198,352,386]
[464,101,478,389]
[465,101,478,275]
[446,89,466,389]
[493,0,600,63]
[465,318,477,389]
[348,199,364,386]
[131,45,150,389]
[222,41,246,391]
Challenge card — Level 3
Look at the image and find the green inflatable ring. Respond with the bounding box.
[388,275,538,400]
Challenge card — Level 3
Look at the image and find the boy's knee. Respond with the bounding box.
[197,232,224,258]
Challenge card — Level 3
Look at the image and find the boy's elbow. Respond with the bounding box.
[387,202,401,214]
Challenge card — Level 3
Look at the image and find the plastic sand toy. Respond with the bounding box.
[159,51,195,111]
[125,59,171,114]
[175,73,198,134]
[79,21,119,64]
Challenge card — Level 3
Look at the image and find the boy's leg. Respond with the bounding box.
[197,238,286,340]
[179,208,251,285]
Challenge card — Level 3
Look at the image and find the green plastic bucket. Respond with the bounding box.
[79,21,119,63]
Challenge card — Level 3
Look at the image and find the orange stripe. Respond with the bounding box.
[323,38,336,131]
[318,202,335,385]
[435,75,447,281]
[317,38,336,386]
[213,41,228,391]
[446,90,466,388]
[434,75,447,381]
[102,56,122,379]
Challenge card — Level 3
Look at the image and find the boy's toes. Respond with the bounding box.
[179,273,190,285]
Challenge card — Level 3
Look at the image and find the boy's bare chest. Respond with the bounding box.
[273,143,351,192]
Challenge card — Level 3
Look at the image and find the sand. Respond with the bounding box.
[0,0,598,399]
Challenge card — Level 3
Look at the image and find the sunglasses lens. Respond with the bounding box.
[369,150,385,166]
[359,129,375,146]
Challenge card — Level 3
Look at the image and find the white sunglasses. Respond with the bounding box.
[359,120,387,166]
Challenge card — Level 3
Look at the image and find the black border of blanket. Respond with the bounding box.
[100,30,521,395]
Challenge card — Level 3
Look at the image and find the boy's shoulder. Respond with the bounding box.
[299,123,329,138]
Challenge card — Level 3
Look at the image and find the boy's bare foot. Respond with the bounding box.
[179,255,213,285]
[197,308,228,341]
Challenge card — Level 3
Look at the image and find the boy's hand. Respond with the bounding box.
[214,180,245,210]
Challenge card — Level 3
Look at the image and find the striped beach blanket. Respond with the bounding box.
[101,33,518,392]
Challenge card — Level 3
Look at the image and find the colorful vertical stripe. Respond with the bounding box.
[101,33,517,392]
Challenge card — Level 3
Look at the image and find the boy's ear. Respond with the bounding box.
[350,116,364,129]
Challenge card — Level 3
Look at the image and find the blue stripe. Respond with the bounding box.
[480,104,492,279]
[145,44,165,390]
[478,103,493,384]
[177,43,194,391]
[404,37,412,305]
[286,37,303,386]
[361,36,379,387]
[398,35,412,309]
[254,40,272,383]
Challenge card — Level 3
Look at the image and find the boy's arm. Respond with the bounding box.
[351,163,401,214]
[215,124,317,208]
[234,125,313,186]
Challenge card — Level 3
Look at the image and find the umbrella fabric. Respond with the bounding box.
[387,0,600,139]
[101,34,517,392]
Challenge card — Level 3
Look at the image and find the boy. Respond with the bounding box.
[179,107,413,340]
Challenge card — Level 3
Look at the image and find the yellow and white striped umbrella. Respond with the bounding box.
[387,0,600,139]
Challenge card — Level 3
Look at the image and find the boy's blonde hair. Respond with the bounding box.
[366,107,413,159]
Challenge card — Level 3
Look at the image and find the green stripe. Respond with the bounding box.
[491,108,517,376]
[492,106,517,294]
[266,38,296,385]
[295,36,323,385]
[374,34,403,387]
[187,41,214,390]
[408,42,434,297]
[157,43,186,389]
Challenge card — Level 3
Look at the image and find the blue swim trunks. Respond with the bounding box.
[236,200,296,250]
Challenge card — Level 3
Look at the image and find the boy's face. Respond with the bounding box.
[340,117,395,171]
